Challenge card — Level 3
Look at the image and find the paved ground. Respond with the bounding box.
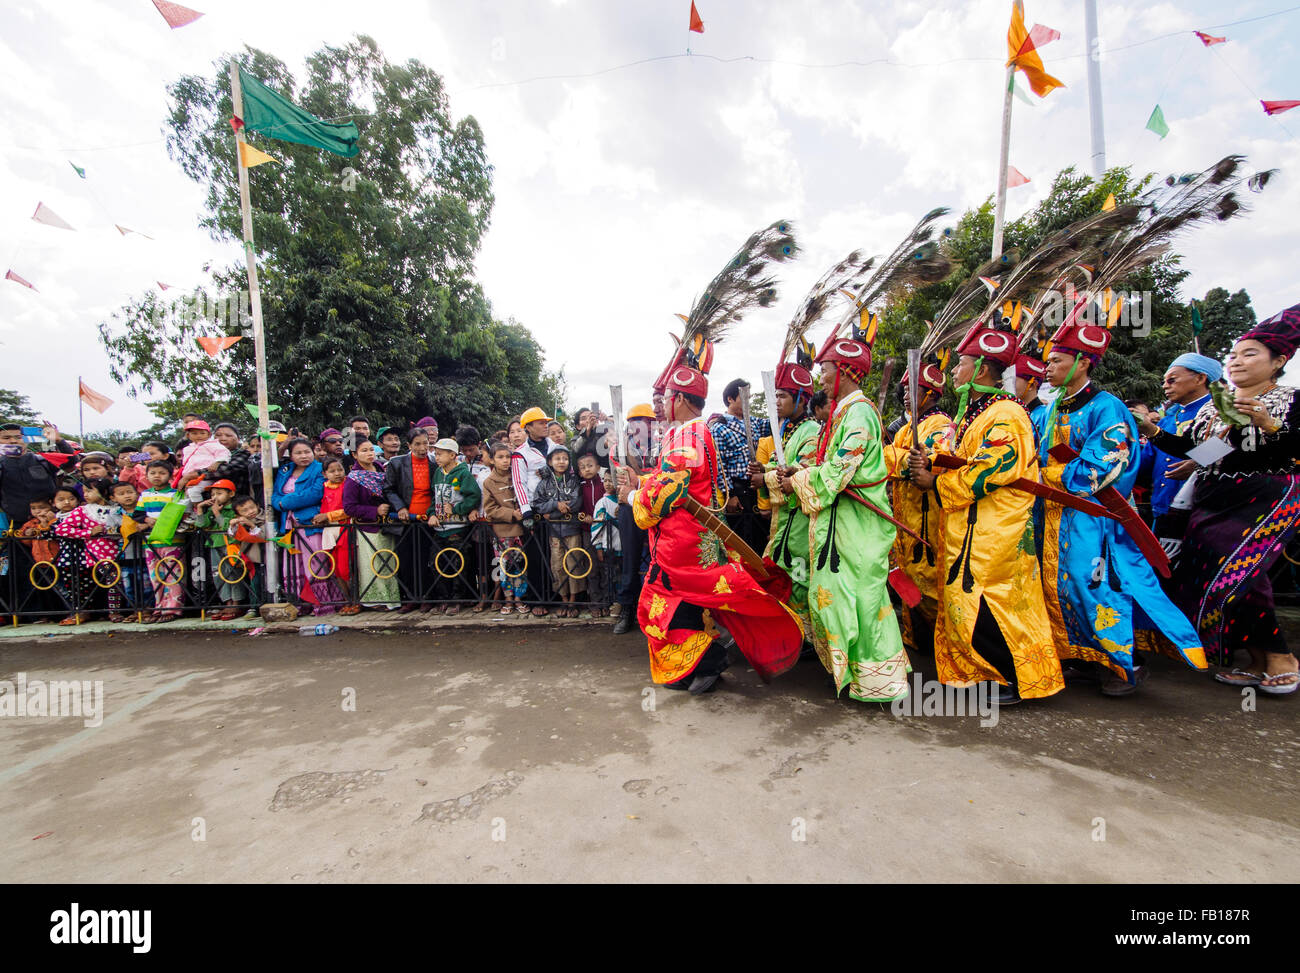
[1,618,1297,883]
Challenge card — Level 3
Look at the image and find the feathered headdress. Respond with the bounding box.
[816,207,953,375]
[1047,155,1273,360]
[774,249,877,395]
[654,219,799,398]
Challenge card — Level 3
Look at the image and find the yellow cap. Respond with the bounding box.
[627,403,655,420]
[519,407,552,426]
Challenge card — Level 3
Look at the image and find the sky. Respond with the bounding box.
[1,0,1297,435]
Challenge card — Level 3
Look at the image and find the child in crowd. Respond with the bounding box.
[52,479,119,625]
[227,495,266,616]
[139,460,186,623]
[481,442,528,614]
[195,478,247,620]
[18,498,62,618]
[534,446,585,617]
[116,447,150,494]
[427,438,482,616]
[311,457,357,614]
[110,480,153,621]
[589,468,622,617]
[176,419,231,501]
[74,452,115,486]
[575,452,610,616]
[457,425,492,611]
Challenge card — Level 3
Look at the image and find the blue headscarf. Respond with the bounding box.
[1169,353,1223,384]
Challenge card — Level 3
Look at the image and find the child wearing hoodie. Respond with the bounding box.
[481,442,529,614]
[534,446,586,616]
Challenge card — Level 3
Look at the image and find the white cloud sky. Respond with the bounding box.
[1,0,1296,434]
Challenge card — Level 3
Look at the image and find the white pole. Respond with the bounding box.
[1084,0,1106,177]
[991,59,1015,260]
[229,62,280,602]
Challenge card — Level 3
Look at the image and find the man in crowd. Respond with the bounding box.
[709,377,769,551]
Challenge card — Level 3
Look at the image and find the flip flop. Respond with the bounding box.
[1213,668,1264,687]
[1259,671,1299,696]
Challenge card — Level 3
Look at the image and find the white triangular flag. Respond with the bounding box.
[32,202,75,230]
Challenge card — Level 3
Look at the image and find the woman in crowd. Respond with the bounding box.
[342,439,401,611]
[213,422,253,495]
[382,427,436,613]
[315,456,358,614]
[1141,304,1300,695]
[271,437,335,616]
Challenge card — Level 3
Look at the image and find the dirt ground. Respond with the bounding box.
[1,622,1296,883]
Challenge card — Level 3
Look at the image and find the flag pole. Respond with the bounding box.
[78,376,84,444]
[991,57,1016,260]
[229,62,281,603]
[1084,0,1106,177]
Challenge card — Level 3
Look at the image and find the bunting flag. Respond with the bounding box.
[238,68,360,158]
[1194,31,1226,46]
[238,142,278,168]
[31,202,74,230]
[689,1,704,33]
[1146,104,1170,138]
[1261,100,1299,115]
[78,380,114,415]
[1006,165,1030,187]
[1006,2,1064,97]
[1015,22,1061,58]
[196,335,244,356]
[152,0,204,29]
[115,224,154,239]
[1102,192,1117,211]
[157,281,173,290]
[68,161,86,179]
[1011,76,1035,106]
[228,116,244,132]
[5,269,37,291]
[244,402,282,421]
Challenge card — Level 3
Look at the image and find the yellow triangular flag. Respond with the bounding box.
[239,142,277,168]
[1102,193,1117,212]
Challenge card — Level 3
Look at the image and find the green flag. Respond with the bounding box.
[238,68,360,158]
[68,161,86,179]
[1191,304,1204,336]
[1145,104,1170,139]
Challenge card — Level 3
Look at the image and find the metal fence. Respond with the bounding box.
[0,516,625,624]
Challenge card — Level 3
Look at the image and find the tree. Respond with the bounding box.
[98,36,559,435]
[1194,286,1256,364]
[0,389,40,425]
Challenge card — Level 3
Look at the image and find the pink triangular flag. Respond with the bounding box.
[1262,100,1300,115]
[152,0,203,28]
[78,380,114,415]
[115,224,154,239]
[5,269,37,291]
[1194,31,1226,46]
[31,202,74,230]
[157,281,173,290]
[1006,165,1031,188]
[1016,23,1061,58]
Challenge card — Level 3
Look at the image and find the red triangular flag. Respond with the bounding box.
[196,336,244,357]
[1016,23,1061,58]
[1194,31,1226,46]
[78,380,114,415]
[39,452,76,468]
[1006,165,1030,188]
[688,1,704,33]
[152,0,203,28]
[1262,100,1300,115]
[5,269,37,291]
[229,116,244,132]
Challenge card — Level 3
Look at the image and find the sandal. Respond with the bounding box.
[515,603,531,615]
[499,606,514,616]
[155,612,181,624]
[472,602,488,614]
[444,604,460,617]
[1260,671,1300,695]
[1213,668,1263,687]
[339,605,362,616]
[140,612,161,624]
[108,613,128,624]
[531,606,549,618]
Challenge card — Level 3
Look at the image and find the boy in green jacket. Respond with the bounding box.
[428,438,482,615]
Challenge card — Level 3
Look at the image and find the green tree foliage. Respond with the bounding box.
[1193,286,1256,364]
[0,389,40,425]
[98,35,558,436]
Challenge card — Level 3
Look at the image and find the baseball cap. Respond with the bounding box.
[432,438,460,453]
[183,419,211,432]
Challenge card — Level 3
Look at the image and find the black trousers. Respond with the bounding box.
[616,502,647,608]
[969,599,1018,688]
[664,602,730,685]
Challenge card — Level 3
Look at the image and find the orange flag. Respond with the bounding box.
[1006,165,1030,188]
[78,380,114,415]
[196,336,244,356]
[239,142,277,168]
[689,1,704,33]
[1006,2,1063,97]
[152,0,204,29]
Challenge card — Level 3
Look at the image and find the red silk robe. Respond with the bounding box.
[632,417,803,684]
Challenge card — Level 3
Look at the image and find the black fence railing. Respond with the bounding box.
[0,515,630,624]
